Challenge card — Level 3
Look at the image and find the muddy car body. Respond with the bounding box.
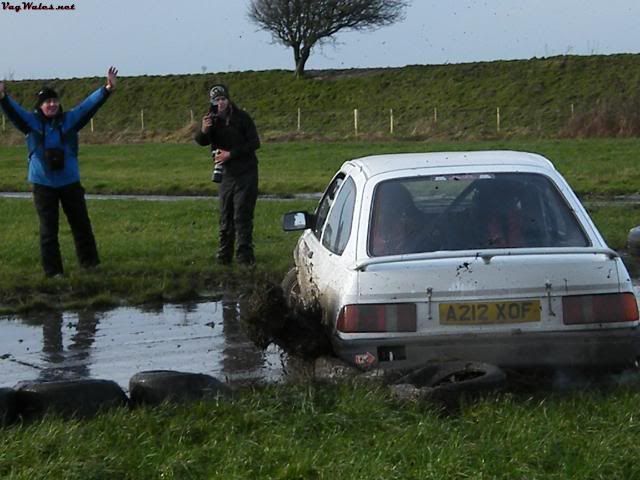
[283,151,640,370]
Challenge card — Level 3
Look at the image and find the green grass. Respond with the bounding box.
[588,204,640,249]
[3,54,640,139]
[1,138,640,197]
[2,383,640,479]
[0,197,316,313]
[1,138,640,312]
[0,197,637,313]
[1,139,639,477]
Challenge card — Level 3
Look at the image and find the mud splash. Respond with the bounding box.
[239,282,333,360]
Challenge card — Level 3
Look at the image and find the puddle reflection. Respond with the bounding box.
[0,299,285,390]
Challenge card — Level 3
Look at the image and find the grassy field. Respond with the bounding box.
[3,383,640,479]
[2,139,640,477]
[1,138,640,196]
[4,61,640,478]
[0,197,638,314]
[0,197,316,313]
[1,139,640,312]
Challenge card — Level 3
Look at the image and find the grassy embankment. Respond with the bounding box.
[1,139,639,313]
[3,54,640,142]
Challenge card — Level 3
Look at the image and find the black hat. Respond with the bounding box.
[35,87,59,108]
[209,84,229,103]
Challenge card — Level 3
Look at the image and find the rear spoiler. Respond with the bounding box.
[354,247,619,271]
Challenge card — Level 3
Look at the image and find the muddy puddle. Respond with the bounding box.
[3,283,640,394]
[0,298,286,391]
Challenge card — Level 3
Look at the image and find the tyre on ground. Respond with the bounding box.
[391,361,507,409]
[15,378,128,419]
[129,370,231,406]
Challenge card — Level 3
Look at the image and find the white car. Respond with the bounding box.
[282,151,640,370]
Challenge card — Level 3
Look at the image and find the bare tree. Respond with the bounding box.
[248,0,409,78]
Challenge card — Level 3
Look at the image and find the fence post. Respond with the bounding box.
[2,114,5,132]
[389,108,394,134]
[496,107,501,133]
[433,107,438,124]
[190,109,194,123]
[570,103,574,118]
[141,109,145,131]
[297,107,301,132]
[354,108,359,137]
[90,118,94,133]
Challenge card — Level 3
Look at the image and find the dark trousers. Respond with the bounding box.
[217,170,258,264]
[32,182,100,277]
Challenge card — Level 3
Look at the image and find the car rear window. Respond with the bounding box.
[368,172,590,256]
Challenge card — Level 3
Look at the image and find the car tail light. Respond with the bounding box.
[336,304,417,333]
[562,293,639,325]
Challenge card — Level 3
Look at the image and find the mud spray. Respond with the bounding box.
[239,281,333,360]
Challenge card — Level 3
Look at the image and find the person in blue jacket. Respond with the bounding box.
[0,67,118,277]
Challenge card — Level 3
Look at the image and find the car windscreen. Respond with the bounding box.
[368,172,590,256]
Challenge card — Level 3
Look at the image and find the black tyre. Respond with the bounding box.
[0,387,18,426]
[425,361,506,392]
[129,370,231,406]
[393,361,506,408]
[15,379,128,420]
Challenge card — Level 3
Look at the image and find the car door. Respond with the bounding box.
[296,175,358,323]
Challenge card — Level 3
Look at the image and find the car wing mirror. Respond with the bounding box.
[282,211,314,231]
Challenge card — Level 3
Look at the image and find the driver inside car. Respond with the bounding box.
[370,182,424,256]
[475,180,526,248]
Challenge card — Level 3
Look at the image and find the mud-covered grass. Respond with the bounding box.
[2,382,640,479]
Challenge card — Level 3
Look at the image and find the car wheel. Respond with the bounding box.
[425,361,506,392]
[128,370,231,407]
[15,379,128,420]
[281,267,302,310]
[392,361,506,409]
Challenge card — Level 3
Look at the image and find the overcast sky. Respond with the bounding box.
[1,0,639,80]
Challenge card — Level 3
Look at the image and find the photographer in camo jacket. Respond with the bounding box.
[0,67,118,277]
[195,84,260,266]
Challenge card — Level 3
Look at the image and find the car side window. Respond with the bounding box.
[322,177,357,254]
[314,175,344,240]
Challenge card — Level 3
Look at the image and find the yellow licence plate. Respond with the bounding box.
[439,300,541,325]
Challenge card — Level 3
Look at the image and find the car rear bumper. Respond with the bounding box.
[333,327,640,370]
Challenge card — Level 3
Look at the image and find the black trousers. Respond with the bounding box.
[217,170,258,264]
[32,182,100,276]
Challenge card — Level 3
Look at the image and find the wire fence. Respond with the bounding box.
[0,104,585,142]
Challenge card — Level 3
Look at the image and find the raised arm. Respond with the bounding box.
[65,66,118,132]
[0,80,39,134]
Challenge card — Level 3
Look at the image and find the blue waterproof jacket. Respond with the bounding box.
[0,86,110,187]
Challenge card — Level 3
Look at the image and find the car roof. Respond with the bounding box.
[344,151,556,178]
